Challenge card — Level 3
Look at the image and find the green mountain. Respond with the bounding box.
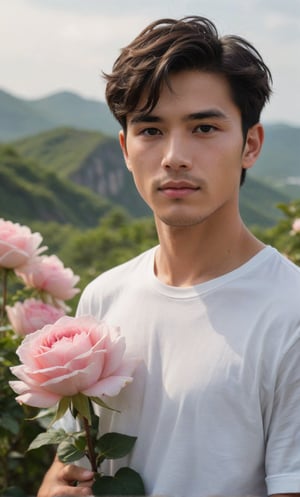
[249,124,300,198]
[0,144,114,227]
[0,88,120,142]
[239,175,288,227]
[251,124,300,180]
[0,90,54,142]
[13,127,151,218]
[12,127,288,227]
[13,127,107,177]
[30,91,120,136]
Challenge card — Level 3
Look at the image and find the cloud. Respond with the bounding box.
[257,0,300,17]
[1,0,299,125]
[26,0,184,16]
[264,13,300,43]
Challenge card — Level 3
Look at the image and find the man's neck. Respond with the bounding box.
[154,216,265,287]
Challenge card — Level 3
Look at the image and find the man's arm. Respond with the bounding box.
[37,456,94,497]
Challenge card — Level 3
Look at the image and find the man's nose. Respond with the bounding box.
[160,134,193,170]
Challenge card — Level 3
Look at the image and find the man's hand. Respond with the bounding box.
[37,456,95,497]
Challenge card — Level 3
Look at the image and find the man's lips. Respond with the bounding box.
[158,181,200,198]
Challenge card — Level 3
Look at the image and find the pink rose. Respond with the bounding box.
[9,315,137,408]
[292,218,300,233]
[6,298,65,336]
[16,254,80,301]
[0,218,46,269]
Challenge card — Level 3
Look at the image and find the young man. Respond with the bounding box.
[37,16,300,497]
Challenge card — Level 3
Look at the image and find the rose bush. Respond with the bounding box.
[0,218,46,269]
[6,298,66,336]
[0,218,81,495]
[9,315,138,408]
[9,315,145,496]
[1,219,144,496]
[16,254,80,301]
[252,200,300,267]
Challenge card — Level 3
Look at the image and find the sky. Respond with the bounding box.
[1,0,300,126]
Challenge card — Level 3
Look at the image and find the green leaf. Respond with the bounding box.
[92,467,145,495]
[26,405,57,424]
[90,395,120,413]
[27,429,67,451]
[73,433,87,451]
[96,432,137,459]
[57,439,86,463]
[92,475,124,495]
[71,393,91,423]
[27,398,70,426]
[49,396,72,425]
[115,467,146,495]
[32,406,58,429]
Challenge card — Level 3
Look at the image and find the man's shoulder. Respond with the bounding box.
[269,247,300,284]
[85,246,156,293]
[262,247,300,312]
[76,246,156,316]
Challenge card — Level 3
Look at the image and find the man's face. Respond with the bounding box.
[119,70,262,229]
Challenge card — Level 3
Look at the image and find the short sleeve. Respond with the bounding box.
[265,333,300,494]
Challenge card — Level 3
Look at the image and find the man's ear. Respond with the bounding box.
[242,123,264,170]
[119,130,132,171]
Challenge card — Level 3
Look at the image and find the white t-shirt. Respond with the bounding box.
[76,245,300,497]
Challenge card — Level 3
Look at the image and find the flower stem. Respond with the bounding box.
[82,416,97,473]
[1,268,8,326]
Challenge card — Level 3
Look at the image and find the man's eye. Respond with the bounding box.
[141,128,161,136]
[195,124,215,133]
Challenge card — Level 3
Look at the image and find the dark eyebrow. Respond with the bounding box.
[186,110,228,121]
[129,109,228,125]
[129,114,162,125]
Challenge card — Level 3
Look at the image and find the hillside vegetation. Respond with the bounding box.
[14,127,107,177]
[0,145,114,227]
[13,127,151,218]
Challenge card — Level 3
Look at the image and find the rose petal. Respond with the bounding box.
[41,357,106,396]
[66,349,105,375]
[9,381,60,407]
[0,219,46,269]
[0,247,29,268]
[11,364,69,384]
[113,357,140,378]
[39,335,92,368]
[10,365,42,385]
[6,299,65,336]
[16,255,80,300]
[82,375,134,397]
[101,336,126,377]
